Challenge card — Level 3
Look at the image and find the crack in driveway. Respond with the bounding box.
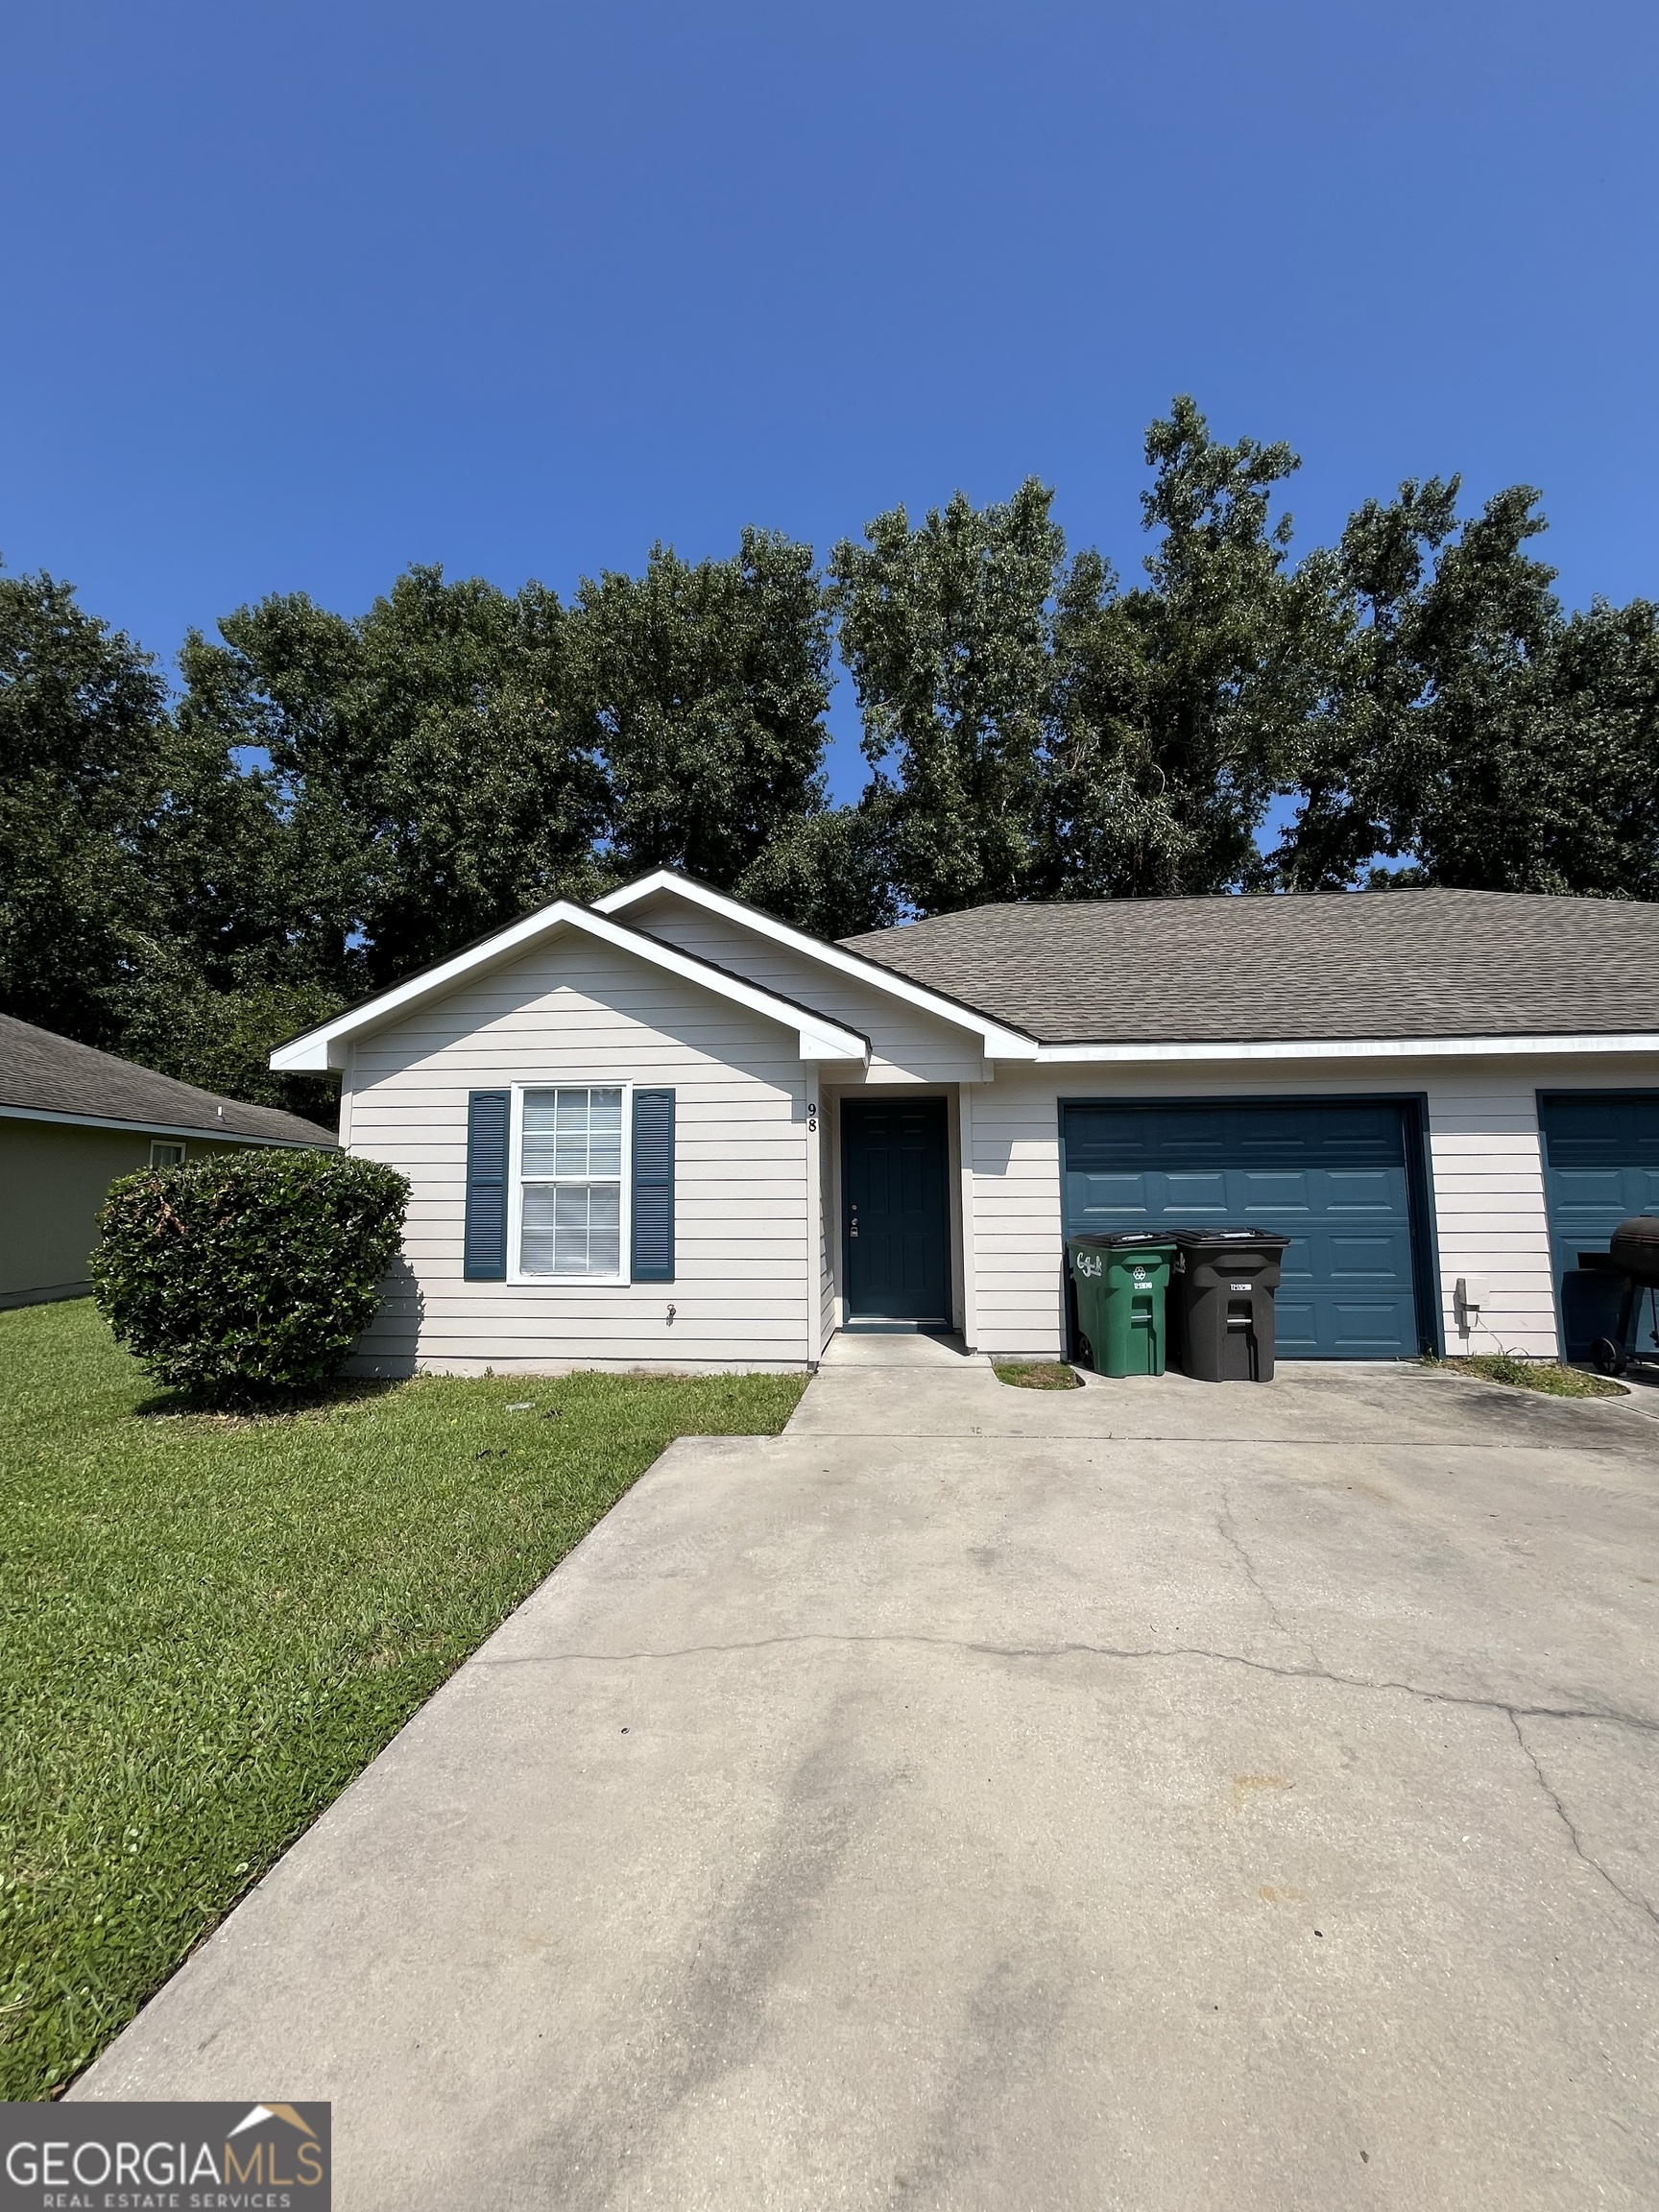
[1509,1713,1659,1936]
[479,1627,1659,1739]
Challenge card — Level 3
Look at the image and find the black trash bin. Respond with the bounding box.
[1169,1228,1292,1382]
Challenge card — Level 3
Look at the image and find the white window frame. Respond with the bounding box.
[150,1140,187,1166]
[507,1079,633,1287]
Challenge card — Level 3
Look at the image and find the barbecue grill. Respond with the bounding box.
[1577,1215,1659,1378]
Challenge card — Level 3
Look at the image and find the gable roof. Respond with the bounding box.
[841,888,1659,1047]
[0,1014,336,1145]
[592,870,1040,1058]
[270,900,869,1070]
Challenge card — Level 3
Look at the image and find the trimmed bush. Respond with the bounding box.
[91,1149,410,1403]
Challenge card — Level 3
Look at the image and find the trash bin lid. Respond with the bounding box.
[1170,1225,1292,1251]
[1069,1230,1179,1248]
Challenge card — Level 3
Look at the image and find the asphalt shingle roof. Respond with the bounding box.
[840,888,1659,1045]
[0,1013,337,1145]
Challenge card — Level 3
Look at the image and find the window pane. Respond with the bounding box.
[522,1092,560,1176]
[536,1181,622,1277]
[519,1183,558,1274]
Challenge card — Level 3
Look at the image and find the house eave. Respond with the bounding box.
[1030,1031,1659,1066]
[594,871,1041,1059]
[0,1103,325,1146]
[270,900,870,1072]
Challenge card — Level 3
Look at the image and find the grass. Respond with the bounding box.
[0,1298,805,2099]
[1430,1351,1627,1399]
[993,1360,1081,1390]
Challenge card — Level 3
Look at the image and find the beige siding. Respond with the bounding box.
[964,1058,1659,1361]
[1424,1070,1554,1358]
[346,936,811,1374]
[626,892,988,1083]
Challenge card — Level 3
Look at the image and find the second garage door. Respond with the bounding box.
[1061,1098,1431,1359]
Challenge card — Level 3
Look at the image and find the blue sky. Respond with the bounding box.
[3,0,1655,802]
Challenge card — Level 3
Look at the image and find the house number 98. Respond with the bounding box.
[806,1102,819,1133]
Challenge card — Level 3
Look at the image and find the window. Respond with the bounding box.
[150,1141,186,1166]
[517,1087,625,1278]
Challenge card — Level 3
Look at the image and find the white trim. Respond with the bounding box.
[957,1081,977,1353]
[593,870,1041,1060]
[1032,1032,1659,1066]
[270,901,869,1072]
[0,1102,323,1147]
[507,1079,632,1288]
[803,1077,823,1366]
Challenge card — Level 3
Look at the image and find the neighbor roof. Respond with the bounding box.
[841,889,1659,1045]
[0,1014,336,1145]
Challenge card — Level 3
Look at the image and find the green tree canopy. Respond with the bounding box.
[567,529,831,887]
[830,479,1063,914]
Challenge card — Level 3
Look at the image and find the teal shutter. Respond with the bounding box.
[464,1091,511,1280]
[631,1089,675,1283]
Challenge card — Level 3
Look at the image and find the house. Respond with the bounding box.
[1,1014,336,1310]
[269,875,1659,1376]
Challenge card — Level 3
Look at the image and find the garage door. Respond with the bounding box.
[1061,1099,1429,1359]
[1538,1092,1659,1360]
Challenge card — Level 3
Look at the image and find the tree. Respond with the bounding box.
[1038,397,1341,900]
[179,567,609,995]
[830,480,1063,914]
[736,799,899,940]
[0,567,170,1046]
[566,529,831,888]
[1273,478,1659,898]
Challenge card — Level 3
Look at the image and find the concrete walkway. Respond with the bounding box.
[79,1346,1659,2209]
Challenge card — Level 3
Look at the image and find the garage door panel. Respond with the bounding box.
[1271,1299,1322,1354]
[1238,1171,1311,1211]
[1322,1169,1400,1213]
[1063,1098,1425,1360]
[1540,1092,1659,1359]
[1326,1234,1407,1281]
[1333,1302,1412,1352]
[1073,1172,1152,1217]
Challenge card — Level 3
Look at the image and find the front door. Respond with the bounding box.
[842,1096,951,1326]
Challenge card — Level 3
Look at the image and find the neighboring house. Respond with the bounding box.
[1,1014,336,1310]
[270,874,1659,1376]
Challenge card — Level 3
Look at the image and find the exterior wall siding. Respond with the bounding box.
[0,1122,239,1310]
[345,938,811,1375]
[962,1057,1659,1361]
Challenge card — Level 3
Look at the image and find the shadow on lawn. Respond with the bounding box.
[133,1374,407,1427]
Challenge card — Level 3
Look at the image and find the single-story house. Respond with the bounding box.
[1,1013,336,1310]
[270,873,1659,1375]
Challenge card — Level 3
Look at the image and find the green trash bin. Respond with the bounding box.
[1068,1232,1176,1376]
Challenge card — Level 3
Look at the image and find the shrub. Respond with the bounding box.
[91,1149,410,1403]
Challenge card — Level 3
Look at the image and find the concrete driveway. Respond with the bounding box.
[78,1341,1659,2210]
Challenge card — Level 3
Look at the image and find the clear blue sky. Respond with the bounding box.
[4,0,1655,800]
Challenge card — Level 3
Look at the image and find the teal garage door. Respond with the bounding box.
[1061,1099,1430,1359]
[1538,1093,1659,1360]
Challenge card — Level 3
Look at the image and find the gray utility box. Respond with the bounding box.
[1170,1229,1292,1383]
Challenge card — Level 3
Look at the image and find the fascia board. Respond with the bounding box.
[0,1102,324,1146]
[270,902,867,1071]
[594,871,1040,1059]
[1031,1032,1659,1066]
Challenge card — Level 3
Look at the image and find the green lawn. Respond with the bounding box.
[0,1299,805,2098]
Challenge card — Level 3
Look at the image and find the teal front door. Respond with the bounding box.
[842,1097,951,1326]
